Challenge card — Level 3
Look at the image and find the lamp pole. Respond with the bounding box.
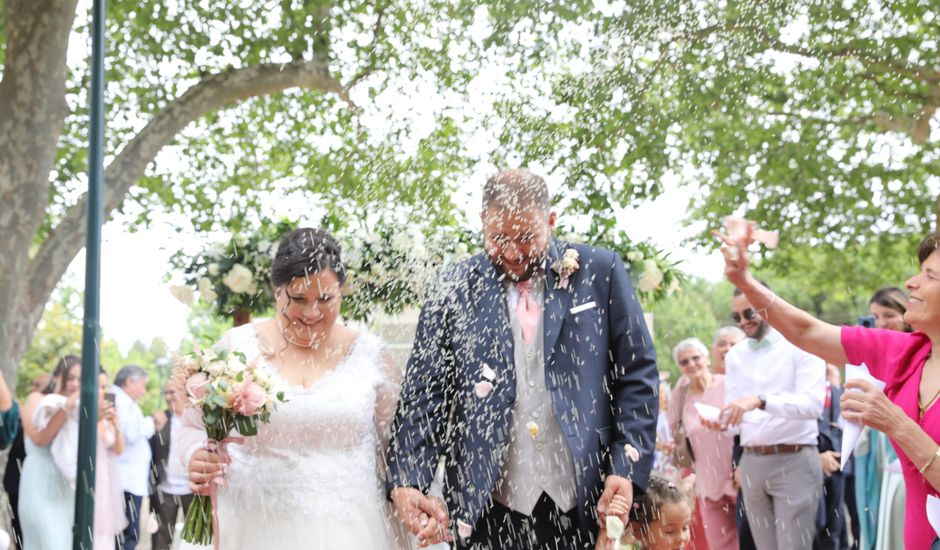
[73,0,106,548]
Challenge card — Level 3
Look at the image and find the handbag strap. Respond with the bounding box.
[676,382,691,430]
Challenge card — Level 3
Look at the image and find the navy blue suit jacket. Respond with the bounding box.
[386,240,660,533]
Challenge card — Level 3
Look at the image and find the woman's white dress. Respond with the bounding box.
[178,323,407,549]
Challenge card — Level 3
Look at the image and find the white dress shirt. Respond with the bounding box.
[159,415,191,495]
[724,329,826,446]
[114,384,155,496]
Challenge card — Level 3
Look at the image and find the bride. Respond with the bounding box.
[181,227,407,549]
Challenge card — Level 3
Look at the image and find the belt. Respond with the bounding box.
[744,444,807,455]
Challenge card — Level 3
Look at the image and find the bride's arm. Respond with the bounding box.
[374,349,403,457]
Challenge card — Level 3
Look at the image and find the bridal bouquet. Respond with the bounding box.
[176,348,285,548]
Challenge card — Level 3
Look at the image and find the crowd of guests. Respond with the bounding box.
[1,359,190,550]
[652,280,922,550]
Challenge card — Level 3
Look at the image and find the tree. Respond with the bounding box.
[492,0,938,301]
[5,0,710,385]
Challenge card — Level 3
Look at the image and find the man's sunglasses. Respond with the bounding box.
[731,309,758,323]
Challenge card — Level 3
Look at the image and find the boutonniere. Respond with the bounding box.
[551,248,579,289]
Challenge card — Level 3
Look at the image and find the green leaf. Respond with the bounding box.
[234,415,258,436]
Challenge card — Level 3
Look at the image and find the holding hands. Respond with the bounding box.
[596,475,633,533]
[390,487,452,547]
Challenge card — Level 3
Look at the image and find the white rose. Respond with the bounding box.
[225,356,246,376]
[454,242,469,257]
[205,360,226,378]
[257,240,271,254]
[626,251,643,263]
[208,243,226,260]
[169,285,195,305]
[197,278,218,302]
[233,234,248,247]
[637,259,664,292]
[207,263,221,276]
[222,264,255,294]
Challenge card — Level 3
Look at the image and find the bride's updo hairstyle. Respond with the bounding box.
[270,228,347,288]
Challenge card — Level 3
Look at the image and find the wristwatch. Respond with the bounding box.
[758,394,767,410]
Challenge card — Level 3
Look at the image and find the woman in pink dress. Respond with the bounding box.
[716,226,940,549]
[669,338,737,550]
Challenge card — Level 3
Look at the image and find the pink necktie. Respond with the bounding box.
[515,280,541,345]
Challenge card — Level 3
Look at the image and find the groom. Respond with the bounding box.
[387,169,660,548]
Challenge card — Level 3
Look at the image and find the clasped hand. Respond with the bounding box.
[390,487,453,547]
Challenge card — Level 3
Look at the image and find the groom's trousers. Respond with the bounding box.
[460,492,592,549]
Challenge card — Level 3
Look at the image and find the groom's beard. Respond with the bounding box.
[488,250,547,282]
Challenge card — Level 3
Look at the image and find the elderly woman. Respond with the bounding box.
[715,227,940,549]
[668,338,738,549]
[711,326,745,375]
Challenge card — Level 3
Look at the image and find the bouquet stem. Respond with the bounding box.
[181,494,213,545]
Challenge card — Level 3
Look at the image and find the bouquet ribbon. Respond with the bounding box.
[205,436,245,550]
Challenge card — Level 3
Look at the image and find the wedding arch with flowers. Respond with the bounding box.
[167,220,683,326]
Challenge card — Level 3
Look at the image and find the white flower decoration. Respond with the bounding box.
[222,263,255,294]
[169,285,195,305]
[637,259,664,292]
[197,277,218,302]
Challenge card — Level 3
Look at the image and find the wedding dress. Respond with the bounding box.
[178,322,407,549]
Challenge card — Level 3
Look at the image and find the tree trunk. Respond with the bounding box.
[232,309,253,328]
[0,3,349,387]
[0,0,80,386]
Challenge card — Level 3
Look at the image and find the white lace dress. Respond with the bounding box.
[178,323,407,550]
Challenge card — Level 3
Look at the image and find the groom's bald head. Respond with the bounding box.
[481,169,550,214]
[481,169,556,281]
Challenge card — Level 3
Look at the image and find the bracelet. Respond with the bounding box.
[755,293,778,315]
[919,446,940,474]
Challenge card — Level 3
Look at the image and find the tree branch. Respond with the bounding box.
[26,59,349,310]
[343,1,388,93]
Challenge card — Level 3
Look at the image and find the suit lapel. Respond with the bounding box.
[543,241,573,362]
[470,256,515,375]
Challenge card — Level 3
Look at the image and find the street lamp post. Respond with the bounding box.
[73,0,106,548]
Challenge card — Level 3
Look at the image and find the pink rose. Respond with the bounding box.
[185,373,209,401]
[232,381,267,417]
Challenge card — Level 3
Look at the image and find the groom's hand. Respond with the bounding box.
[596,475,633,529]
[391,488,452,545]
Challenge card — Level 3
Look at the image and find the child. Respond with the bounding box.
[597,476,693,550]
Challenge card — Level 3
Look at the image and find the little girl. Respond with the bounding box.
[597,476,693,550]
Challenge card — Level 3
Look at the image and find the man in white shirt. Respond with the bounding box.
[149,383,192,550]
[717,286,826,550]
[114,365,167,550]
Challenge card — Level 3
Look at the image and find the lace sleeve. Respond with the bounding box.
[374,348,402,456]
[177,404,207,470]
